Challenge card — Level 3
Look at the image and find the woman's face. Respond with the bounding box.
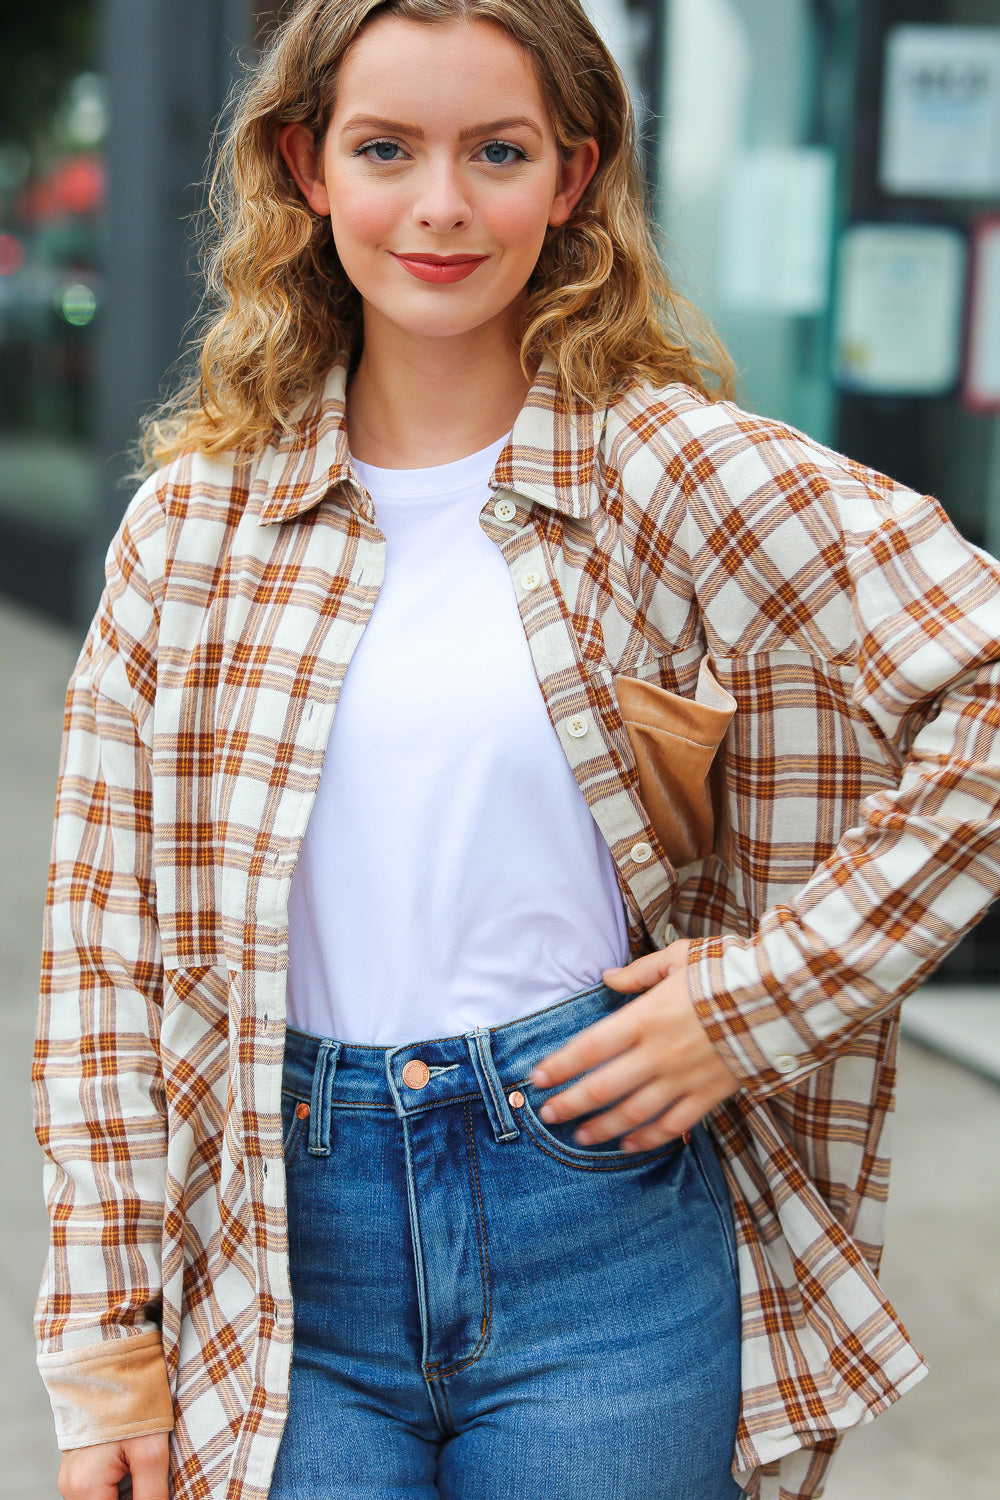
[279,16,598,348]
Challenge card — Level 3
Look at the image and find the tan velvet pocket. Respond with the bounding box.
[614,658,736,869]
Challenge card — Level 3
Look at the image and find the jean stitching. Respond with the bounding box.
[424,1099,492,1380]
[327,1099,394,1112]
[398,1115,435,1399]
[282,1111,306,1167]
[474,1031,505,1123]
[432,1374,458,1439]
[464,1096,491,1347]
[517,1100,684,1172]
[308,1041,342,1155]
[690,1133,740,1283]
[405,1091,480,1116]
[469,1032,518,1142]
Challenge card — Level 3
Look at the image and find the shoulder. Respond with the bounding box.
[111,444,264,589]
[89,447,256,698]
[601,380,922,545]
[599,382,1000,668]
[135,445,258,536]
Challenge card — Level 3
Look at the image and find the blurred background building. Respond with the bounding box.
[2,0,1000,980]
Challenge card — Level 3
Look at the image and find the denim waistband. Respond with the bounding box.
[282,981,626,1151]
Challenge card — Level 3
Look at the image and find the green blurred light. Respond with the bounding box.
[59,283,97,326]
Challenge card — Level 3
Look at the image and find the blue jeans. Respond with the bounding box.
[269,982,743,1499]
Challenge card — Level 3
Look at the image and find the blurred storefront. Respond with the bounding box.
[656,0,1000,975]
[0,6,105,622]
[0,1,284,623]
[1,0,998,969]
[658,0,1000,558]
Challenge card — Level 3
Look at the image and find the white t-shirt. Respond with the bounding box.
[285,434,630,1044]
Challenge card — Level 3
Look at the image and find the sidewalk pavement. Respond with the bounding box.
[2,596,998,1499]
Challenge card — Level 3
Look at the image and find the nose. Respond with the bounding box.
[411,160,472,234]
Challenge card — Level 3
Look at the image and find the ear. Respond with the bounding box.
[547,138,599,228]
[278,122,332,216]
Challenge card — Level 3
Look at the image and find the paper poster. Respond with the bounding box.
[964,218,1000,412]
[718,148,835,315]
[833,224,967,396]
[880,26,1000,198]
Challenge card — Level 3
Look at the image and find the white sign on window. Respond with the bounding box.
[833,224,967,397]
[718,148,835,315]
[881,25,1000,198]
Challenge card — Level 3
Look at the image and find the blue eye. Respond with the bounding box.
[360,139,404,162]
[480,141,525,166]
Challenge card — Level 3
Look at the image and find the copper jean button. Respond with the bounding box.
[295,1102,310,1120]
[401,1059,431,1090]
[508,1090,525,1108]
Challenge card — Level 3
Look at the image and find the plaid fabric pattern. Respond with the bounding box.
[33,362,1000,1500]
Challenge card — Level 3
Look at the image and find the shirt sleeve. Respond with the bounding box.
[32,488,175,1449]
[683,453,1000,1096]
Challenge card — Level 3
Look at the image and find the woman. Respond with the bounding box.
[34,3,1000,1499]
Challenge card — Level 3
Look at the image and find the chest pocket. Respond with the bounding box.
[614,657,736,870]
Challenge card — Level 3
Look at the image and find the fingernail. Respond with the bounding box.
[574,1128,592,1144]
[539,1103,557,1122]
[529,1067,549,1086]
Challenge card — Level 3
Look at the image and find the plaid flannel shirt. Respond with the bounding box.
[33,361,1000,1500]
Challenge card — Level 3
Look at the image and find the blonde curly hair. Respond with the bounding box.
[140,0,734,470]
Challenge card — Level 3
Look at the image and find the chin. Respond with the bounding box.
[374,300,508,342]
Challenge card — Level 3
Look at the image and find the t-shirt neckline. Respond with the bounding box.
[352,431,512,501]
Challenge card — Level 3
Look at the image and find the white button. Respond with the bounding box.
[566,715,589,739]
[630,841,653,864]
[493,499,517,522]
[773,1054,799,1075]
[520,570,542,592]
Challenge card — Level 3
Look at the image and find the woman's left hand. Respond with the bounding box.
[529,940,741,1150]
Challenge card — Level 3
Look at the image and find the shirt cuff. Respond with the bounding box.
[37,1328,174,1451]
[686,934,819,1095]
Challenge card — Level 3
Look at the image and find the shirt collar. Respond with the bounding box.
[254,357,603,527]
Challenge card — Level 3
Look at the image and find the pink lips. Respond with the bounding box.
[392,252,489,284]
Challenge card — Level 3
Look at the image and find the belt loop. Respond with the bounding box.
[308,1039,342,1156]
[466,1028,519,1143]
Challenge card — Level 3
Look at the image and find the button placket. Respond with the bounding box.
[498,554,662,949]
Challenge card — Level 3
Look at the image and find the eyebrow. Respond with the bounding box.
[339,114,544,142]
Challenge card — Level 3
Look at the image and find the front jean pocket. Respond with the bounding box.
[280,1086,310,1167]
[513,1081,686,1172]
[690,1127,740,1283]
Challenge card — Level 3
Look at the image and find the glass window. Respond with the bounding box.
[658,0,855,444]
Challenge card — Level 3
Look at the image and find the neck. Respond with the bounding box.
[346,309,530,468]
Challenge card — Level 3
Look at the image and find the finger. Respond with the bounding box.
[60,1444,128,1500]
[529,1000,641,1087]
[621,1089,720,1151]
[126,1435,170,1500]
[602,939,691,993]
[537,1045,665,1126]
[572,1077,681,1144]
